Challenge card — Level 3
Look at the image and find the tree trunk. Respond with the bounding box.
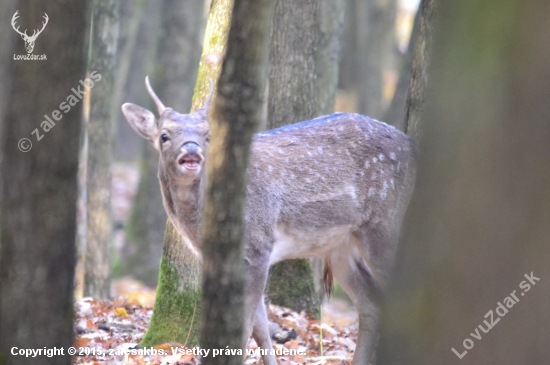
[265,0,344,317]
[339,0,397,118]
[200,0,275,363]
[122,0,203,288]
[84,0,119,301]
[378,1,550,364]
[112,0,161,283]
[0,1,89,364]
[140,0,229,347]
[121,143,166,287]
[113,0,160,161]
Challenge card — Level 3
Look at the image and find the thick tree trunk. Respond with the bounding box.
[265,0,344,317]
[378,1,550,364]
[84,0,119,301]
[0,1,89,364]
[200,0,275,363]
[140,0,228,347]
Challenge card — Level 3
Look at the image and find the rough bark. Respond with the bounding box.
[385,0,433,137]
[200,0,275,363]
[84,0,119,301]
[141,0,228,347]
[265,0,344,317]
[402,0,434,141]
[0,1,89,364]
[378,1,550,364]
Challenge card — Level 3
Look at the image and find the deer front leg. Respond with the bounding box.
[243,252,278,365]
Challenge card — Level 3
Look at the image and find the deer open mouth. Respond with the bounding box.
[178,153,202,171]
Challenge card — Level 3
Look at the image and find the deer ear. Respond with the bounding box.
[122,103,158,146]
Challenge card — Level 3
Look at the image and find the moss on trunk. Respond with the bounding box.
[266,260,320,319]
[141,255,201,346]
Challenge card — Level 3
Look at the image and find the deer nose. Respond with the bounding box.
[181,142,201,154]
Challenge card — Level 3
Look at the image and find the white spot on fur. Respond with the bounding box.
[390,152,396,160]
[373,157,378,163]
[379,154,385,161]
[390,178,395,189]
[381,181,388,200]
[368,187,376,197]
[365,161,370,169]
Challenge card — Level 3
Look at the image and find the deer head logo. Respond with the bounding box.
[11,11,49,54]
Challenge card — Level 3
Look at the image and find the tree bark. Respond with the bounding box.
[0,1,89,364]
[200,0,275,363]
[378,0,550,364]
[140,0,229,347]
[265,0,344,317]
[385,0,434,138]
[84,0,119,301]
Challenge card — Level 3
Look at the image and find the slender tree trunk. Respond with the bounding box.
[200,0,275,363]
[140,0,230,347]
[122,0,203,288]
[379,0,550,364]
[339,0,397,118]
[84,0,119,300]
[113,0,159,161]
[265,0,344,317]
[112,0,161,283]
[0,1,89,364]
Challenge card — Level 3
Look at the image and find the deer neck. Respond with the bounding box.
[158,167,205,250]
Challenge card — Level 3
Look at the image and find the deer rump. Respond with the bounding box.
[245,112,416,296]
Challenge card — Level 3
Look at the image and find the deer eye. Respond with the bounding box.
[160,133,169,143]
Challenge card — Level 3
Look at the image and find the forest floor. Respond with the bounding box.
[72,289,358,365]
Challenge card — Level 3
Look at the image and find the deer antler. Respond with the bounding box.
[28,13,48,41]
[145,76,166,116]
[11,11,28,38]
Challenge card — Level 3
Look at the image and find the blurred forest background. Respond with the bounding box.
[1,0,550,364]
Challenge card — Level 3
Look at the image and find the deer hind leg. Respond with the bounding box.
[328,238,386,365]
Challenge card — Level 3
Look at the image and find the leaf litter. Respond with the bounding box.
[73,293,357,365]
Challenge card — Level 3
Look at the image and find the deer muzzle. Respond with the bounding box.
[178,142,204,171]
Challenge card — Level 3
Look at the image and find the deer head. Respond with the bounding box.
[122,77,214,185]
[11,11,49,54]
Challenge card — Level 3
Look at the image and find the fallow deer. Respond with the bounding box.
[122,78,416,365]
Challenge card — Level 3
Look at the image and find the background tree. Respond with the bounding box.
[120,0,204,288]
[140,0,231,347]
[339,0,398,119]
[378,0,550,364]
[0,1,89,364]
[265,0,344,317]
[84,0,119,300]
[113,0,159,161]
[200,0,275,363]
[385,0,434,137]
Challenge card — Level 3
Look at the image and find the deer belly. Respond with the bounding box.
[269,224,353,265]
